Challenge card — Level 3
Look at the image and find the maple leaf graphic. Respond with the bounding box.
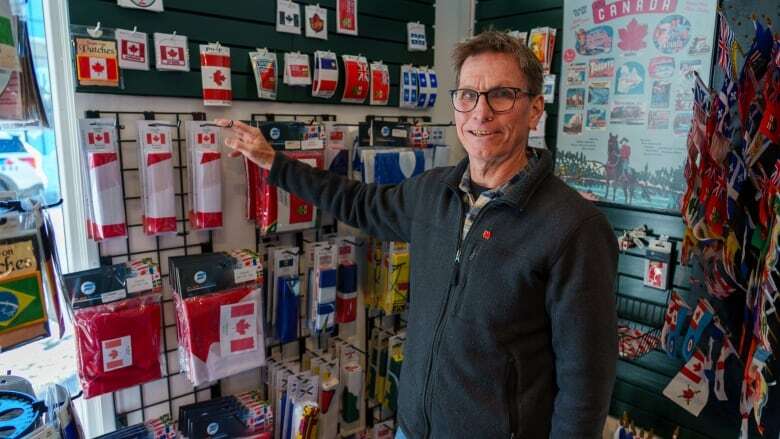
[129,44,139,54]
[167,48,179,58]
[92,62,105,73]
[109,349,119,359]
[680,386,700,404]
[94,134,103,142]
[213,70,226,86]
[618,19,647,51]
[235,318,250,335]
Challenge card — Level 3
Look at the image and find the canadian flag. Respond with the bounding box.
[145,132,167,146]
[200,44,232,106]
[197,132,216,144]
[87,130,112,147]
[87,151,127,240]
[160,45,185,65]
[78,56,118,82]
[190,148,223,229]
[663,349,710,416]
[121,40,145,63]
[220,300,258,355]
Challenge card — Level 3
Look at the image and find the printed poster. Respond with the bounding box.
[556,0,716,211]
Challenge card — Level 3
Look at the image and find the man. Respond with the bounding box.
[217,30,618,438]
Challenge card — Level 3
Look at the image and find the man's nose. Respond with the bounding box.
[471,93,495,121]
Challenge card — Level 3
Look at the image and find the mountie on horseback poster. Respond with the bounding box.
[555,0,718,211]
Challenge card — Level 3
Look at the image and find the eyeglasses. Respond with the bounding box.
[449,87,536,113]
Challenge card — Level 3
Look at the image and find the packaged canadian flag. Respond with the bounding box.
[186,121,223,230]
[249,49,278,100]
[154,32,189,71]
[312,50,338,99]
[115,28,149,71]
[137,120,177,235]
[199,44,232,106]
[370,62,390,105]
[169,250,265,386]
[78,118,127,241]
[284,52,311,86]
[74,38,120,87]
[342,55,369,103]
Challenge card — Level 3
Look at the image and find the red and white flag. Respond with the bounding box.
[713,337,736,401]
[154,33,189,71]
[187,121,223,230]
[220,300,258,355]
[101,335,133,372]
[116,28,149,71]
[200,44,232,106]
[370,62,389,105]
[137,121,176,235]
[75,38,120,87]
[663,349,710,416]
[342,54,369,103]
[284,52,311,86]
[79,119,126,241]
[78,57,118,83]
[249,49,278,100]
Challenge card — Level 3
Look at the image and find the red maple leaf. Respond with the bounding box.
[693,362,702,372]
[92,62,105,73]
[167,48,179,58]
[618,19,648,51]
[680,386,699,404]
[129,44,139,54]
[109,349,119,359]
[213,70,226,86]
[152,135,160,143]
[94,134,103,142]
[235,318,250,335]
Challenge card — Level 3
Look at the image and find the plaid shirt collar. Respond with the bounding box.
[458,149,540,206]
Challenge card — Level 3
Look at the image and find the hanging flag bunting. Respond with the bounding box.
[284,52,311,86]
[276,0,302,35]
[662,349,710,416]
[249,49,278,100]
[681,298,715,361]
[137,121,176,235]
[117,0,163,12]
[713,336,736,401]
[312,50,338,99]
[75,38,119,87]
[407,22,427,52]
[199,43,232,106]
[342,54,369,103]
[370,61,389,106]
[400,64,418,109]
[305,4,328,40]
[336,0,358,35]
[186,121,223,230]
[78,119,127,241]
[115,28,149,71]
[154,32,189,71]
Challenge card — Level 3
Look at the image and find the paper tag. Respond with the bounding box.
[126,274,153,293]
[102,335,132,371]
[391,129,407,138]
[284,140,302,150]
[220,299,258,356]
[101,288,127,303]
[234,266,259,284]
[301,139,324,150]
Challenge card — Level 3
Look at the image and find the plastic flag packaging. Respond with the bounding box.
[407,22,427,52]
[199,43,232,106]
[137,120,177,235]
[416,68,437,109]
[370,61,390,106]
[341,55,369,103]
[276,0,302,35]
[307,243,337,334]
[359,148,427,185]
[269,246,300,344]
[117,0,163,12]
[74,37,120,87]
[400,65,418,109]
[63,259,163,398]
[78,118,127,241]
[284,52,311,86]
[154,32,189,71]
[312,50,338,99]
[336,237,358,323]
[170,250,265,386]
[186,121,223,230]
[336,0,358,35]
[250,49,278,100]
[115,28,149,71]
[304,4,327,40]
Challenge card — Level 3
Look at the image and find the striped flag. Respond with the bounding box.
[717,12,735,78]
[200,44,232,106]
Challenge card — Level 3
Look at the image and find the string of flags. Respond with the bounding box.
[678,11,780,436]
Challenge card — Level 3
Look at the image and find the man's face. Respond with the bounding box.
[454,52,544,165]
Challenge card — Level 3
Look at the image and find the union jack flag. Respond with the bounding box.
[717,12,735,78]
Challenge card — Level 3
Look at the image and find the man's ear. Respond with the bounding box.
[528,94,545,129]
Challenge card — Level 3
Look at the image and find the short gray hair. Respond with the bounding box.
[452,29,544,95]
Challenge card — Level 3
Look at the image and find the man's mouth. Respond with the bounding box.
[469,129,498,137]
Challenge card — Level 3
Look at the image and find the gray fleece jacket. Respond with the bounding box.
[269,148,618,438]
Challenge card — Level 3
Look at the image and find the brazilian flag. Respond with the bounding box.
[0,272,45,333]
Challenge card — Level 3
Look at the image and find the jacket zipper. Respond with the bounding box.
[505,355,518,437]
[421,195,501,438]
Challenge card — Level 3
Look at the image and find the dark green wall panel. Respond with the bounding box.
[69,0,434,105]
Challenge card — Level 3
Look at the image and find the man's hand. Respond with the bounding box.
[215,119,276,170]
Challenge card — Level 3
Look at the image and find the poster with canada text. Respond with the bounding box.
[556,0,716,211]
